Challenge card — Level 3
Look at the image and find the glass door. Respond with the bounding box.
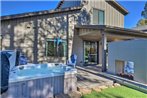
[84,41,97,64]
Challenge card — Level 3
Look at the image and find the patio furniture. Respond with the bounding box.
[67,54,77,68]
[19,54,28,65]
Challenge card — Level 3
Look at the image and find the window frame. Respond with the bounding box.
[92,8,105,25]
[98,9,105,25]
[45,38,67,57]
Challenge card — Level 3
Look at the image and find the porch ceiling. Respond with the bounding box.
[75,25,147,42]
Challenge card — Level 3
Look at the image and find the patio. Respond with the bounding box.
[76,65,147,93]
[55,67,114,98]
[77,68,114,93]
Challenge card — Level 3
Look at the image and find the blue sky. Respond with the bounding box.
[1,1,146,28]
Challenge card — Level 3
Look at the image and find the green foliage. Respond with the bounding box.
[141,2,147,19]
[137,19,147,26]
[137,2,147,26]
[47,41,55,56]
[82,86,147,98]
[46,41,66,57]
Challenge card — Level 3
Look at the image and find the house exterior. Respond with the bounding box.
[108,39,147,84]
[1,0,147,72]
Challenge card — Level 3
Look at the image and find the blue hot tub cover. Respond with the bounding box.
[0,51,11,94]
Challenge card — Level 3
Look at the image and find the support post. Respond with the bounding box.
[33,18,38,63]
[101,31,107,72]
[66,14,69,63]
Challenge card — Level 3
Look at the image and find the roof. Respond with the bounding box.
[1,7,82,21]
[57,0,128,15]
[106,0,128,15]
[56,0,64,9]
[1,0,128,21]
[75,25,147,38]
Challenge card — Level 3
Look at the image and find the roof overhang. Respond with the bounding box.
[75,25,147,41]
[106,0,129,15]
[56,0,64,9]
[1,7,82,21]
[56,0,129,15]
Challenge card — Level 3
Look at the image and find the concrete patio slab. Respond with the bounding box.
[76,68,114,94]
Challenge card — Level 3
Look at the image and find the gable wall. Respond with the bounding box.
[83,0,124,27]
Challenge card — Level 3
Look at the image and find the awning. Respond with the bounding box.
[75,25,147,42]
[75,25,147,72]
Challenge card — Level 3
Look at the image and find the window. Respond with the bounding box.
[46,38,66,57]
[93,9,105,25]
[98,10,105,25]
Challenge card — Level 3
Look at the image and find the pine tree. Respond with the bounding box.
[137,2,147,26]
[141,2,147,19]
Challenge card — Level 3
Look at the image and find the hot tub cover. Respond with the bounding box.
[1,51,11,94]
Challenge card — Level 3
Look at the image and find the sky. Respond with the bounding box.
[1,0,146,28]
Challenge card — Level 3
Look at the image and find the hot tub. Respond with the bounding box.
[2,63,77,98]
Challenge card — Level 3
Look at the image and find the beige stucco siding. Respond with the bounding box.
[84,0,124,27]
[72,30,83,65]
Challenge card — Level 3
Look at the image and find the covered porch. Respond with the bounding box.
[73,25,147,72]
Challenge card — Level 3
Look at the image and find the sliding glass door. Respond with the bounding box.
[84,41,97,64]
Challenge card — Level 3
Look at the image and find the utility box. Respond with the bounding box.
[108,39,147,84]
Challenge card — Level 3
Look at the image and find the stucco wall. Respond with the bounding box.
[145,43,147,84]
[108,39,147,84]
[72,30,83,65]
